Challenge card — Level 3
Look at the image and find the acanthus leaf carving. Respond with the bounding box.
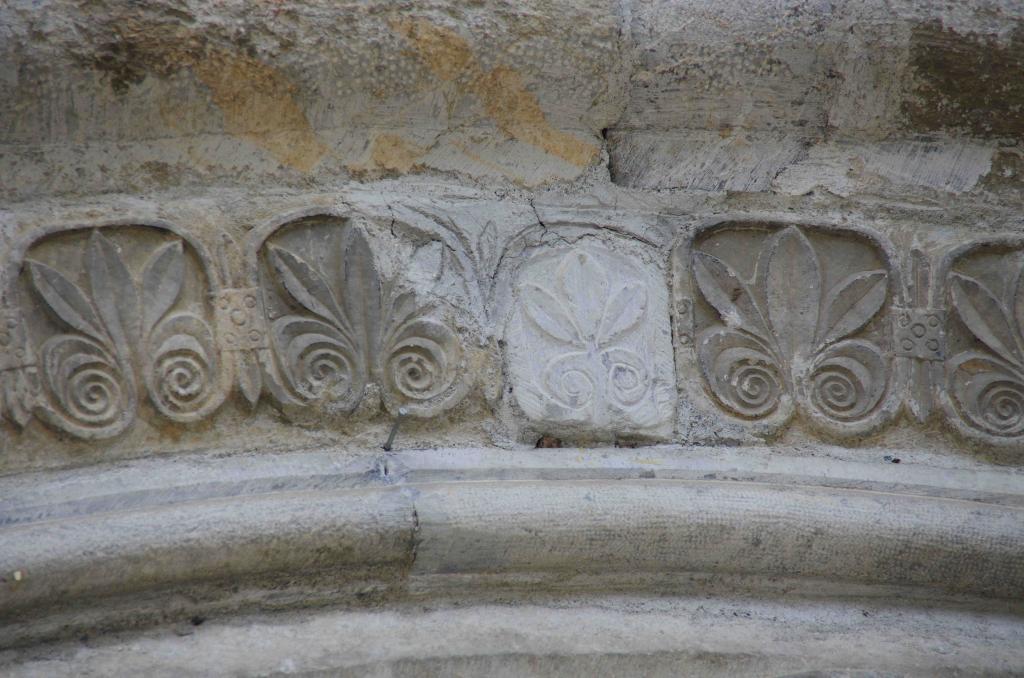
[763,226,821,363]
[522,283,583,346]
[86,230,141,367]
[26,259,107,343]
[817,269,888,351]
[692,251,771,343]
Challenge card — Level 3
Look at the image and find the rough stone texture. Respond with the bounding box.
[2,0,1024,673]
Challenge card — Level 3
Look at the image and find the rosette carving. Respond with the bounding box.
[262,224,466,416]
[22,230,225,438]
[945,263,1024,439]
[692,226,891,428]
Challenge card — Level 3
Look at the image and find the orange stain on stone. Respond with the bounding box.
[191,49,327,173]
[349,133,429,176]
[89,17,327,173]
[392,18,598,168]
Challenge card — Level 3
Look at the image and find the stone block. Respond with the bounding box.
[505,241,675,440]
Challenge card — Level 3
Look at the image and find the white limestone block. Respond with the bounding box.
[505,242,675,440]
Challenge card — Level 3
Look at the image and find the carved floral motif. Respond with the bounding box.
[261,224,466,416]
[22,230,224,438]
[692,226,891,426]
[945,261,1024,438]
[507,246,675,434]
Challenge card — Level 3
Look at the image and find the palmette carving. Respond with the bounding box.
[506,245,675,436]
[944,258,1024,439]
[261,223,466,416]
[692,226,892,429]
[21,230,226,438]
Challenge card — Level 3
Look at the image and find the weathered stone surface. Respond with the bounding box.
[504,240,675,440]
[2,0,1024,673]
[0,0,627,198]
[678,222,900,438]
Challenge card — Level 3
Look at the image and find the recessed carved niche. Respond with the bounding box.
[248,212,475,418]
[504,239,676,439]
[3,225,228,439]
[674,222,903,437]
[940,238,1024,444]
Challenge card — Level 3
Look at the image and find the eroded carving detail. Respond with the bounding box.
[260,223,467,416]
[507,245,675,435]
[0,306,40,427]
[692,226,892,429]
[215,288,268,352]
[19,230,225,438]
[944,254,1024,439]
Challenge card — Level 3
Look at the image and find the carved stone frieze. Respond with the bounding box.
[8,227,229,439]
[505,242,676,438]
[678,223,901,436]
[253,214,472,418]
[3,205,1024,453]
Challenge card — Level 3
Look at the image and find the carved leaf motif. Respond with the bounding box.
[597,282,647,347]
[560,251,607,340]
[341,227,382,362]
[262,221,469,417]
[1,369,38,428]
[141,240,184,335]
[269,245,344,327]
[692,251,771,343]
[816,270,888,350]
[27,260,105,343]
[87,230,141,362]
[764,227,821,361]
[522,284,582,346]
[236,352,263,406]
[950,273,1022,368]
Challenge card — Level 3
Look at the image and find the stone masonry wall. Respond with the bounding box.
[1,0,1023,472]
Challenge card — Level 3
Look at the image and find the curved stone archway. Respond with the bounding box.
[1,0,1023,674]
